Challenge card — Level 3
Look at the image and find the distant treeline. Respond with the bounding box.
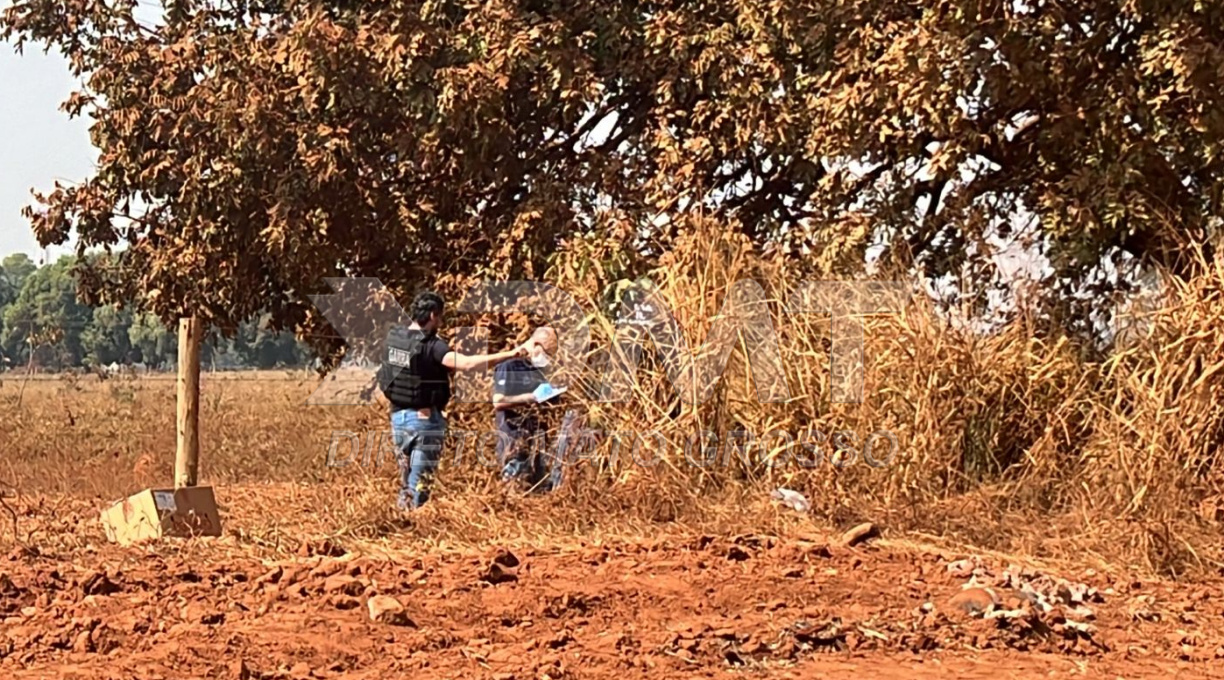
[0,253,312,371]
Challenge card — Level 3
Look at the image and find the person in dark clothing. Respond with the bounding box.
[377,291,528,509]
[492,327,566,491]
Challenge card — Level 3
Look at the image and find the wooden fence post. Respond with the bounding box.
[175,317,202,489]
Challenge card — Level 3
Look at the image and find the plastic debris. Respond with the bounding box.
[770,488,811,513]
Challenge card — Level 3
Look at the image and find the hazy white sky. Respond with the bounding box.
[0,32,94,263]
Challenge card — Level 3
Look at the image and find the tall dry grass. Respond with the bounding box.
[1,218,1222,576]
[538,217,1224,576]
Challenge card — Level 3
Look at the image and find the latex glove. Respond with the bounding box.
[532,382,566,403]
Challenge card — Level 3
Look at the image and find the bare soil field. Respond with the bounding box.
[2,492,1223,679]
[3,376,1224,678]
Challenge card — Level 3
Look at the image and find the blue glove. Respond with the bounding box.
[532,382,566,403]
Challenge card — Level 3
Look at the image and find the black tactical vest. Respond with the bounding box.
[377,325,450,412]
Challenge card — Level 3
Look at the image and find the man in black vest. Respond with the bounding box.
[377,291,527,509]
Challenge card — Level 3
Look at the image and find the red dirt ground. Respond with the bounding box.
[2,525,1224,679]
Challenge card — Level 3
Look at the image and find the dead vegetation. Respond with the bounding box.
[1,221,1223,579]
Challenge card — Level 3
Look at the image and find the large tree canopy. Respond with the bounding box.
[4,0,1223,358]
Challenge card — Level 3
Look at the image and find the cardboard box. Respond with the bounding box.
[100,486,222,546]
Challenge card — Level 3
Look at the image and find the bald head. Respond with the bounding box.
[531,326,557,355]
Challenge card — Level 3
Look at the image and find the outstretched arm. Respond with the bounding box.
[442,344,527,372]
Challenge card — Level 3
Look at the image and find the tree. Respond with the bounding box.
[4,1,1224,347]
[0,250,315,371]
[1,256,92,368]
[238,313,308,368]
[0,254,38,364]
[0,253,36,308]
[202,314,306,369]
[81,304,134,366]
[128,312,177,368]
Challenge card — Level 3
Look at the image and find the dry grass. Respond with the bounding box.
[2,219,1223,578]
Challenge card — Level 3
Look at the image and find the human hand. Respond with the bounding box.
[532,382,566,403]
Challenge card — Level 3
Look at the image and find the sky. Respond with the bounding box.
[0,34,94,264]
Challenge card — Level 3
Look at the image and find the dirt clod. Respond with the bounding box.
[232,658,254,680]
[322,575,362,597]
[724,545,750,561]
[298,539,346,558]
[492,550,520,568]
[71,629,93,654]
[255,567,283,586]
[482,551,522,584]
[329,595,360,610]
[79,571,120,597]
[840,523,879,548]
[949,588,999,616]
[367,595,413,627]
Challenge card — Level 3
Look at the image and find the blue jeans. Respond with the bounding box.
[500,445,551,492]
[499,409,584,493]
[391,409,446,509]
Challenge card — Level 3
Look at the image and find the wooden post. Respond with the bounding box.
[175,317,202,489]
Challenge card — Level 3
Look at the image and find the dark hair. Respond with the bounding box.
[411,291,444,325]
